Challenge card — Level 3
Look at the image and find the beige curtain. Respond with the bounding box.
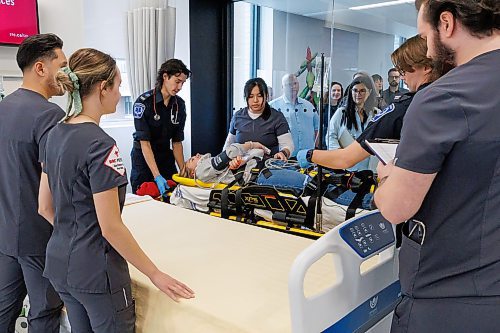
[126,0,176,99]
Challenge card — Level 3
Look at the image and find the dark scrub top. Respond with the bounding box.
[395,49,500,299]
[130,89,186,191]
[381,86,409,105]
[0,88,64,256]
[42,122,129,293]
[356,83,430,151]
[229,105,290,155]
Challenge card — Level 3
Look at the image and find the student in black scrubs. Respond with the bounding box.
[130,59,190,195]
[38,48,195,332]
[0,33,66,333]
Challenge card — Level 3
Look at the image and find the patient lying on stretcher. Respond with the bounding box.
[180,141,309,191]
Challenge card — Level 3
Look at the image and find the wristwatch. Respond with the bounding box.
[306,149,314,163]
[280,149,290,159]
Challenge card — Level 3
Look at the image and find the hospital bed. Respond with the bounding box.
[290,210,400,332]
[127,198,400,332]
[18,197,399,333]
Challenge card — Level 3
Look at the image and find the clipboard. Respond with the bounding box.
[364,139,399,165]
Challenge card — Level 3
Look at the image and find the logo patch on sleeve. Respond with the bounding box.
[133,103,146,119]
[371,103,395,123]
[104,145,126,176]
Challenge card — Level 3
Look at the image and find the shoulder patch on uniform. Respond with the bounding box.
[133,103,146,119]
[371,103,395,123]
[394,93,412,103]
[139,91,152,101]
[104,144,126,176]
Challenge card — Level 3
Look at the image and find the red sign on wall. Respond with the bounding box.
[0,0,39,46]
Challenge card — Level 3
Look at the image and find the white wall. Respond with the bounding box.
[335,24,395,87]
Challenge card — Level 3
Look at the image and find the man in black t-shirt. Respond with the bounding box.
[375,1,500,332]
[0,34,66,333]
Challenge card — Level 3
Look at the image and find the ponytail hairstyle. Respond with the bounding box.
[56,48,117,121]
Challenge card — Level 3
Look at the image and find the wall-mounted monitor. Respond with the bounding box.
[0,0,40,46]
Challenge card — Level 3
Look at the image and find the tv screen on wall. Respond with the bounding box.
[0,0,39,46]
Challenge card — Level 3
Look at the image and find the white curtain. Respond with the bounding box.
[126,0,176,99]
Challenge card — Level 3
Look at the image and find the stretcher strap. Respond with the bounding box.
[220,178,240,219]
[346,191,365,220]
[305,196,317,230]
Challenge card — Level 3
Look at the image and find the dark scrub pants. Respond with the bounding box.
[0,255,62,332]
[130,89,186,193]
[390,50,500,332]
[42,122,135,332]
[0,88,64,333]
[54,284,135,333]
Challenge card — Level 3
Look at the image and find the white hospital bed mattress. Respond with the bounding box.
[122,199,337,333]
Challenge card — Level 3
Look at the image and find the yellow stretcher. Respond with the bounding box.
[171,173,373,239]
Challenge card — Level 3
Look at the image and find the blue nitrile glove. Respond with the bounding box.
[296,149,311,169]
[154,175,169,195]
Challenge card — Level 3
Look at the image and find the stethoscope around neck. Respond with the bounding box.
[153,87,179,124]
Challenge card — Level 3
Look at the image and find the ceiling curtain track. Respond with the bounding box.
[126,0,176,99]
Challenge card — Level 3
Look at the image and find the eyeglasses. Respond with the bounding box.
[352,89,367,95]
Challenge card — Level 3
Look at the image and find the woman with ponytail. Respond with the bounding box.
[38,48,194,332]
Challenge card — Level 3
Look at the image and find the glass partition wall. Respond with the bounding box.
[231,0,417,150]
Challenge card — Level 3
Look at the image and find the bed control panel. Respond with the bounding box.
[339,213,395,258]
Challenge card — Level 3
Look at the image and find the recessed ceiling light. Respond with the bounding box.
[349,0,415,11]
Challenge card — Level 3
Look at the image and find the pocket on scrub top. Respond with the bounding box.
[398,233,422,296]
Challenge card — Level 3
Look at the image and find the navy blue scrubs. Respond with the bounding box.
[42,122,134,332]
[356,84,431,151]
[130,89,186,192]
[0,88,63,333]
[229,106,290,155]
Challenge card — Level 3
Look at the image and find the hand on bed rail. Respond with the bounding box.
[151,270,195,302]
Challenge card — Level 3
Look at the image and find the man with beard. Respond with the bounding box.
[381,68,409,104]
[374,0,500,332]
[0,34,66,332]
